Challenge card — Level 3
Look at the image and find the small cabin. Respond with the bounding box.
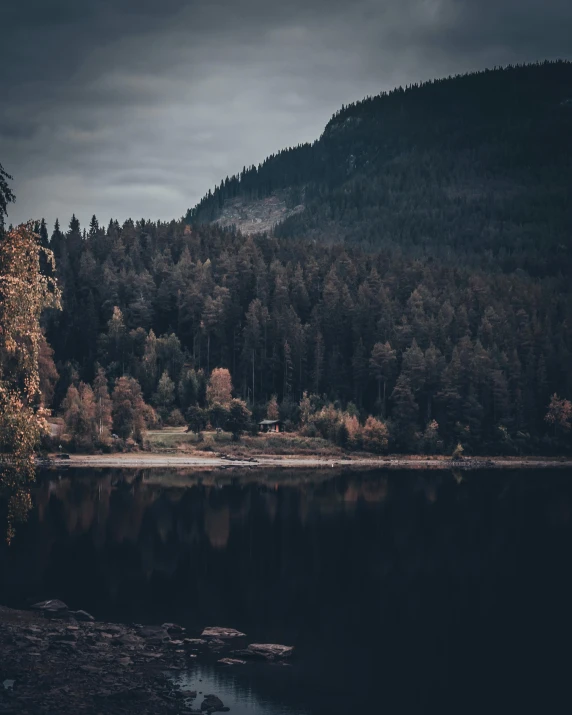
[258,419,283,433]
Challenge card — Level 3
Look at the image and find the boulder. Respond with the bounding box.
[201,627,245,638]
[31,599,68,613]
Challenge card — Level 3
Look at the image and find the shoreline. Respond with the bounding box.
[37,453,572,470]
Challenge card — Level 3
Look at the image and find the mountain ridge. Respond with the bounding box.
[186,60,572,276]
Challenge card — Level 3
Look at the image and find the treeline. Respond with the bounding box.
[33,213,572,454]
[58,365,252,450]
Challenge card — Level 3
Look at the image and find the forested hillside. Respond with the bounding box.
[187,61,572,277]
[4,61,572,455]
[32,208,572,454]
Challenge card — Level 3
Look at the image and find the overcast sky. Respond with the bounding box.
[1,0,571,230]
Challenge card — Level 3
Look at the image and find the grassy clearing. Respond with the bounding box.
[142,428,344,456]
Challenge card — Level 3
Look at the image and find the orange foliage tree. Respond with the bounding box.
[545,394,572,438]
[0,221,61,541]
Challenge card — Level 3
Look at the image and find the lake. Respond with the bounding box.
[2,467,572,714]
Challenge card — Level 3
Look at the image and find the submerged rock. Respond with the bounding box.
[200,693,225,712]
[217,657,246,666]
[235,643,294,660]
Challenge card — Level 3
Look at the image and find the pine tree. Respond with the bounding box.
[283,340,293,399]
[391,374,419,451]
[369,342,396,417]
[153,370,176,422]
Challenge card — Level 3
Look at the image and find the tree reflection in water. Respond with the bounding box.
[2,467,572,714]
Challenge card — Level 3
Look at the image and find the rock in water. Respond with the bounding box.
[201,626,246,638]
[217,657,246,666]
[200,694,225,712]
[235,643,294,660]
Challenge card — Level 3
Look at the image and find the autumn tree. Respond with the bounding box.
[545,394,572,444]
[62,382,96,448]
[362,416,389,454]
[206,367,233,407]
[0,219,61,542]
[267,394,280,420]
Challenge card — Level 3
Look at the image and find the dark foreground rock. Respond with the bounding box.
[200,693,228,712]
[0,606,198,714]
[0,605,293,713]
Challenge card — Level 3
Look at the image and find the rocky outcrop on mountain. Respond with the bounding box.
[213,193,303,234]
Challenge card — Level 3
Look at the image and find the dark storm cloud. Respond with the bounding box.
[1,0,571,228]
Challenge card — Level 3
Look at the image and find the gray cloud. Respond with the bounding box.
[1,0,571,229]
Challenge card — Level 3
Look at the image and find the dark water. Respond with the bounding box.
[2,467,572,714]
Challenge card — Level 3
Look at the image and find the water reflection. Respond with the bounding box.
[2,467,572,714]
[173,665,310,715]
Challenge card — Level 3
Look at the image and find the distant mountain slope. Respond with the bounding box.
[186,61,572,276]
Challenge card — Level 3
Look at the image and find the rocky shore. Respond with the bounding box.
[0,603,293,714]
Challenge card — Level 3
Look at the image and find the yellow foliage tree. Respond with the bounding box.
[0,222,61,542]
[206,367,233,408]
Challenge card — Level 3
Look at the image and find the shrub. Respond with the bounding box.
[166,408,186,426]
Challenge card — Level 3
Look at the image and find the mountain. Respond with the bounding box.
[186,61,572,276]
